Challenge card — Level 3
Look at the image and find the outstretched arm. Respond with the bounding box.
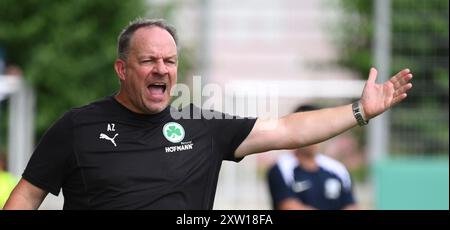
[235,68,413,158]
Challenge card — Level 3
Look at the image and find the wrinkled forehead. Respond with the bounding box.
[129,27,177,55]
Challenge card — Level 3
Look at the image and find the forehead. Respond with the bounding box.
[129,26,177,55]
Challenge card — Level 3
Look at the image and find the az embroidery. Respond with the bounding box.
[100,123,119,147]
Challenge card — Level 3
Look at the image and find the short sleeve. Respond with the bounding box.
[207,110,256,161]
[339,177,356,207]
[22,112,74,196]
[267,165,297,209]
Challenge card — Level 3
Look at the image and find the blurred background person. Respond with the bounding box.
[0,153,17,209]
[267,104,357,210]
[4,64,23,77]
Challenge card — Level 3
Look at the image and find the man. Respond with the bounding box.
[4,18,413,210]
[267,105,357,210]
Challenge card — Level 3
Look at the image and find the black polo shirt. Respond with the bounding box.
[23,96,256,210]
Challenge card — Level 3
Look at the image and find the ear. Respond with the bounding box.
[114,59,127,81]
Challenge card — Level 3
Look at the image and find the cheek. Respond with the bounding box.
[125,77,144,94]
[130,70,148,84]
[169,69,177,82]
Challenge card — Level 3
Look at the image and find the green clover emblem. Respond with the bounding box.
[163,122,185,143]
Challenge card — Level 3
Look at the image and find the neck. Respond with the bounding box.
[114,91,142,114]
[296,153,318,172]
[115,91,130,108]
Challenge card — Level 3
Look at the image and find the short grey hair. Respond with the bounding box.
[117,18,178,61]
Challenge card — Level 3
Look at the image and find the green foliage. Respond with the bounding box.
[0,0,182,140]
[336,0,449,155]
[335,0,373,74]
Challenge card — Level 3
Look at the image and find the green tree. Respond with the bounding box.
[335,0,449,155]
[0,1,191,142]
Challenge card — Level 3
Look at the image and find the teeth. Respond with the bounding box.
[148,83,167,92]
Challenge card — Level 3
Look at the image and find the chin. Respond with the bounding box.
[146,101,169,114]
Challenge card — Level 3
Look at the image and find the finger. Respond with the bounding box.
[390,69,411,84]
[394,68,411,79]
[391,72,413,87]
[392,93,408,106]
[393,83,413,98]
[368,67,378,83]
[398,68,411,77]
[392,73,413,89]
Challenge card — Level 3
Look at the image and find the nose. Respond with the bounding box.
[153,59,169,75]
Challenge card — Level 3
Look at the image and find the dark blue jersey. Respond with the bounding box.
[268,153,355,210]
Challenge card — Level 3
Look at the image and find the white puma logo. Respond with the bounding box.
[99,133,119,147]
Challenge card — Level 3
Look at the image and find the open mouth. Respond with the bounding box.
[147,83,167,97]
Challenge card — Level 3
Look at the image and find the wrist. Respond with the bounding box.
[358,101,368,121]
[352,101,369,126]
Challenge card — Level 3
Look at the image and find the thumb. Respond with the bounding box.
[368,67,378,84]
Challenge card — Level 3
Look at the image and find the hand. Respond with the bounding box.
[360,68,413,119]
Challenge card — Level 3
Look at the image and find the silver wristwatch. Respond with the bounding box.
[352,101,368,126]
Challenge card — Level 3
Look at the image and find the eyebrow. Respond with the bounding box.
[165,55,178,60]
[138,54,178,59]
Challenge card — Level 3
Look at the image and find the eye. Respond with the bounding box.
[165,59,177,65]
[141,59,154,63]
